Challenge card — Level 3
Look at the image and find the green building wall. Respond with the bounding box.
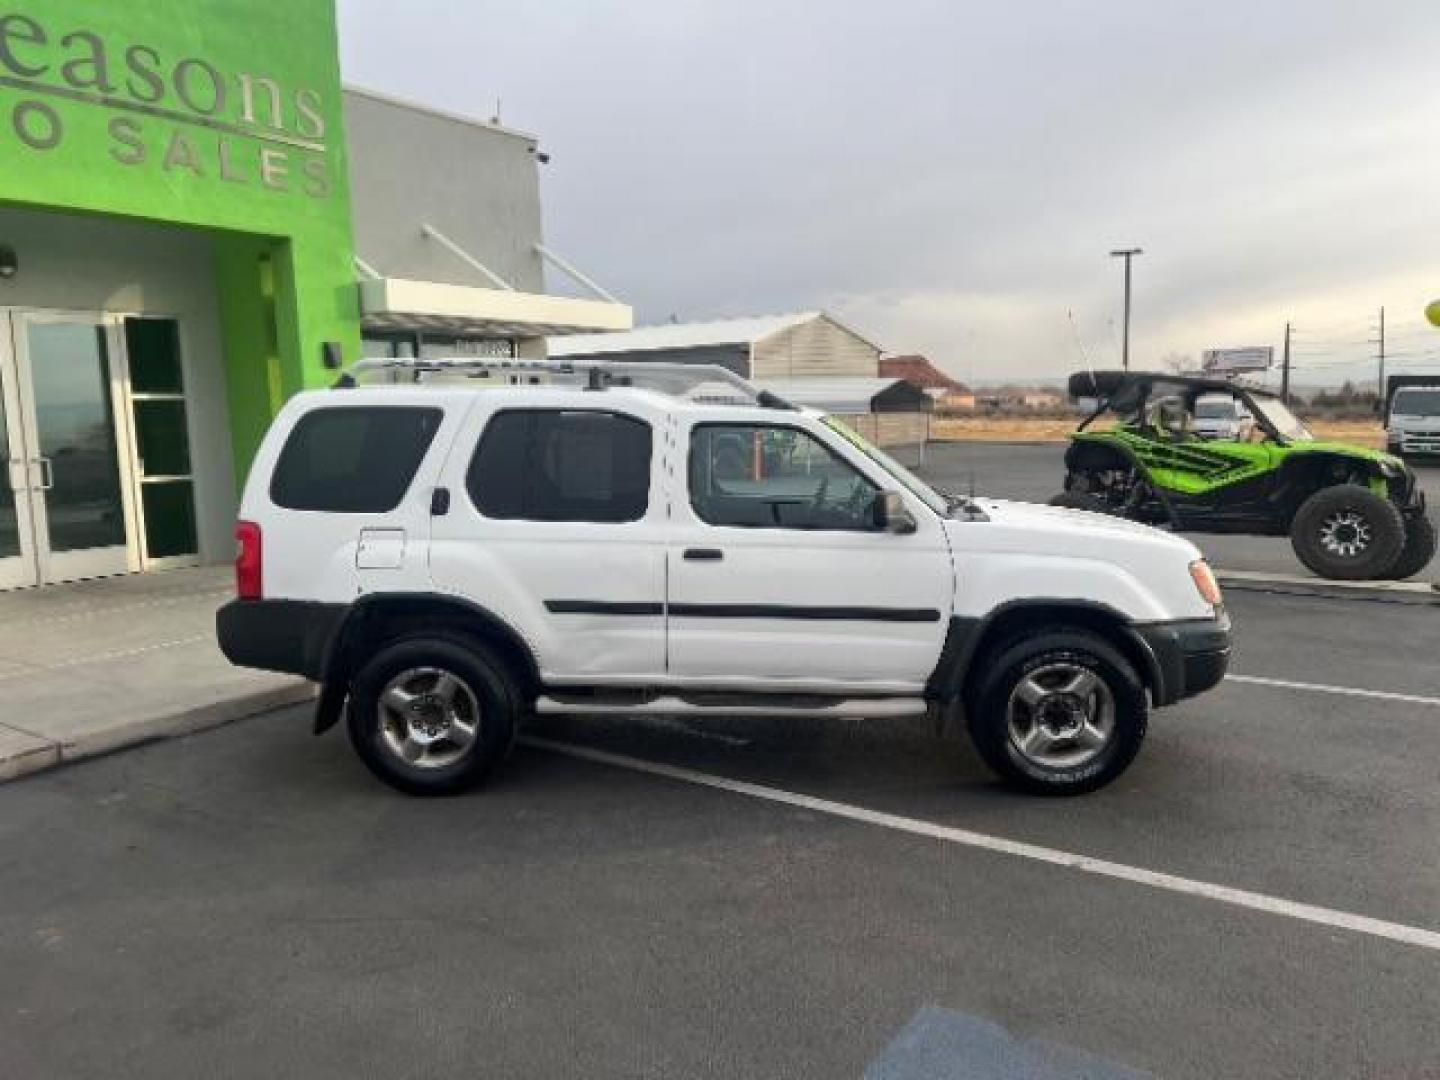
[0,0,361,473]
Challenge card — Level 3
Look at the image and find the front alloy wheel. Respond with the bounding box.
[1005,661,1116,772]
[968,627,1148,796]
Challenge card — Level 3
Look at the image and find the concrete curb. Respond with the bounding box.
[0,681,316,784]
[1216,569,1440,603]
[0,739,60,783]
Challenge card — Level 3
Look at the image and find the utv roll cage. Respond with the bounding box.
[1069,370,1292,445]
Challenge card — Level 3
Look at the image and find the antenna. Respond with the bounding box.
[1067,308,1098,395]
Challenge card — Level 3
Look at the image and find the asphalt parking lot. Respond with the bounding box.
[911,441,1440,582]
[3,595,1438,1076]
[2,447,1437,1078]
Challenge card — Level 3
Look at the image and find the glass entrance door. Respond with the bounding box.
[1,311,139,587]
[0,324,40,589]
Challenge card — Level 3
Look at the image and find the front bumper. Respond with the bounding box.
[1392,432,1440,457]
[1132,611,1231,706]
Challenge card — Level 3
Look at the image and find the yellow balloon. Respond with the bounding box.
[1427,300,1440,328]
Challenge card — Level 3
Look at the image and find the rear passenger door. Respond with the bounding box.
[429,403,668,685]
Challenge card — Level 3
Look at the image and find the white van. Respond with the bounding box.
[1387,385,1440,458]
[1192,394,1254,440]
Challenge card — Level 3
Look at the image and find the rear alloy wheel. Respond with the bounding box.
[967,628,1148,796]
[1290,484,1406,581]
[347,636,518,795]
[1385,513,1438,580]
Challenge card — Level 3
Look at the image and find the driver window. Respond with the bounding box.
[689,424,879,530]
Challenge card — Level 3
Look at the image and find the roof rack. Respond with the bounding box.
[334,356,796,410]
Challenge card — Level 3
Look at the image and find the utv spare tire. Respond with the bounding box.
[1290,484,1405,580]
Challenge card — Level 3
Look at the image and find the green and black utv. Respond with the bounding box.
[1052,371,1435,581]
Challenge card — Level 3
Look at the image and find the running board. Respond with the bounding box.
[534,694,927,720]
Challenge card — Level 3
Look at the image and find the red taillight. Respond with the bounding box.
[235,521,263,600]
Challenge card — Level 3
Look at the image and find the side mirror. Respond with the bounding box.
[872,490,917,534]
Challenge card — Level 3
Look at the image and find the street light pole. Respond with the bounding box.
[1110,248,1143,370]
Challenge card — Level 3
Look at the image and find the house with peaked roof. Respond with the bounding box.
[880,355,975,410]
[549,311,882,381]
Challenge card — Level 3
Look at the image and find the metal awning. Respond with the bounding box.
[358,277,633,338]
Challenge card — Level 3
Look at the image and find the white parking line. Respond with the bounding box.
[1226,674,1440,708]
[522,736,1440,953]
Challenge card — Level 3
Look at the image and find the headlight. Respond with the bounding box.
[1189,559,1223,607]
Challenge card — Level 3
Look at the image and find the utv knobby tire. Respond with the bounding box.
[1289,484,1406,581]
[967,627,1148,796]
[1386,513,1438,580]
[347,634,519,796]
[1049,491,1109,514]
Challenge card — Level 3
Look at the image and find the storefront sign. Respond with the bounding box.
[0,11,332,197]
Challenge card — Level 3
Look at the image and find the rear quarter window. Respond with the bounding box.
[466,409,652,523]
[269,406,444,513]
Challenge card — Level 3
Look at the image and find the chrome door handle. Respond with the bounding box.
[34,457,54,491]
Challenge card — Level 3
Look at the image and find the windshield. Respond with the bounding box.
[1392,389,1440,416]
[1249,396,1312,441]
[822,417,949,515]
[1194,400,1236,420]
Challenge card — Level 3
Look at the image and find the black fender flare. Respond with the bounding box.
[1271,451,1386,522]
[925,599,1169,707]
[313,593,541,734]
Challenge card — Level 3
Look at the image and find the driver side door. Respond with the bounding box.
[666,419,953,692]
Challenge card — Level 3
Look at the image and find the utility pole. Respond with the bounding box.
[1281,321,1292,405]
[1110,248,1143,370]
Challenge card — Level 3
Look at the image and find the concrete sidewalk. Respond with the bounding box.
[0,567,311,781]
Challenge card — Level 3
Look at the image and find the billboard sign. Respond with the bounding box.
[1201,346,1273,374]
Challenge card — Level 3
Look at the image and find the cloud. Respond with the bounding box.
[337,0,1440,381]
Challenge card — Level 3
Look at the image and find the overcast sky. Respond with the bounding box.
[337,0,1440,385]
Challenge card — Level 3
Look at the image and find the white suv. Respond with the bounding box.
[218,359,1230,797]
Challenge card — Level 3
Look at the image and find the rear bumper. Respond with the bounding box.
[1133,611,1231,706]
[216,599,347,680]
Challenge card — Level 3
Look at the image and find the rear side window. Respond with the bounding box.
[467,409,652,523]
[270,407,443,512]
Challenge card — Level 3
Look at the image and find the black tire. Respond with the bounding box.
[966,628,1148,796]
[1386,513,1438,580]
[1048,490,1108,513]
[1290,485,1406,580]
[347,635,519,796]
